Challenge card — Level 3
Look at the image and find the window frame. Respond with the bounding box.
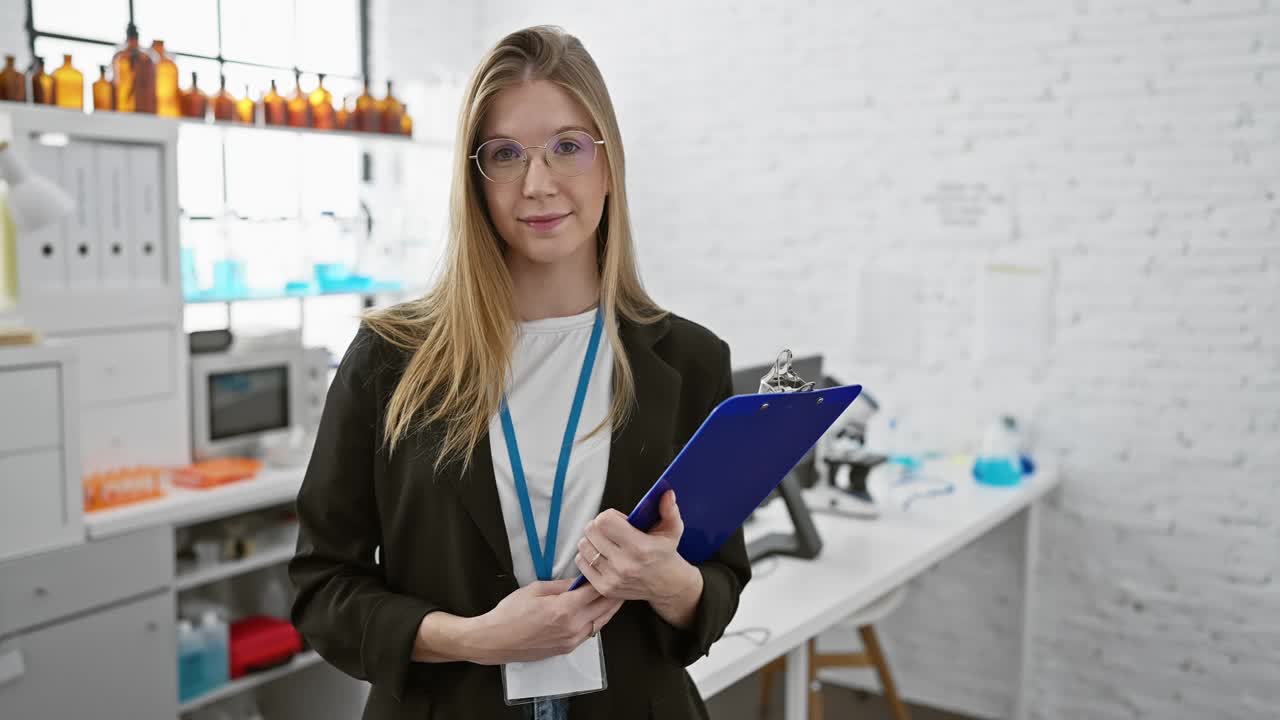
[23,0,370,86]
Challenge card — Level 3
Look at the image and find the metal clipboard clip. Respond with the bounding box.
[757,349,816,394]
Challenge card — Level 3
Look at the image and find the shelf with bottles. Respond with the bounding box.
[174,506,301,591]
[175,506,312,714]
[179,651,322,716]
[7,21,441,145]
[179,212,419,306]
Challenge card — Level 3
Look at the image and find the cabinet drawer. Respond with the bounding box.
[0,591,176,720]
[0,449,76,564]
[0,365,61,455]
[80,395,187,474]
[0,526,171,637]
[59,327,174,406]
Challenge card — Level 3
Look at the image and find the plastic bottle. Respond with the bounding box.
[200,610,230,691]
[177,618,207,701]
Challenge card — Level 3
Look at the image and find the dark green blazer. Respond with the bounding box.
[289,312,751,720]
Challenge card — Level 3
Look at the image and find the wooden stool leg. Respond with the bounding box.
[808,638,823,720]
[759,656,784,720]
[857,625,910,720]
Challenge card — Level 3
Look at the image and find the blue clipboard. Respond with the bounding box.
[569,383,862,590]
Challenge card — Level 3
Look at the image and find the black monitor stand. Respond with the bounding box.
[746,473,824,562]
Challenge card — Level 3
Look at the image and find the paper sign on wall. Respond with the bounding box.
[973,254,1053,367]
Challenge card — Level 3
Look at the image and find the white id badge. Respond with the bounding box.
[501,633,607,705]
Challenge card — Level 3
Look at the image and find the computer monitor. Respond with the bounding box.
[190,346,304,460]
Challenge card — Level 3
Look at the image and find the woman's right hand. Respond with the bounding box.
[467,579,624,665]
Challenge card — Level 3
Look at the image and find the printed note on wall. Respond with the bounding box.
[973,253,1053,367]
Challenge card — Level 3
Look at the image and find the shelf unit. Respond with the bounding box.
[84,467,306,540]
[178,651,323,715]
[12,103,449,147]
[175,542,297,591]
[2,103,376,720]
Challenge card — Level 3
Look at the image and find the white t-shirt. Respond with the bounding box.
[489,307,613,587]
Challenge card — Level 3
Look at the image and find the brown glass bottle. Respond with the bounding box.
[308,73,335,130]
[335,96,351,130]
[0,55,26,102]
[180,71,207,119]
[52,55,83,110]
[235,85,255,124]
[30,57,54,105]
[92,65,113,110]
[150,40,180,117]
[262,79,286,125]
[286,70,310,127]
[400,103,413,137]
[212,75,235,122]
[112,23,156,112]
[354,81,378,132]
[379,80,404,134]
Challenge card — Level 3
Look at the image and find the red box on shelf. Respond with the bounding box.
[229,616,303,679]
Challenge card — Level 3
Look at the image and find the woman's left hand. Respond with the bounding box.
[575,489,693,603]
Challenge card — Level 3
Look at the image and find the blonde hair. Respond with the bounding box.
[362,25,667,473]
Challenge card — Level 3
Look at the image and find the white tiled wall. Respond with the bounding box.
[416,2,1277,718]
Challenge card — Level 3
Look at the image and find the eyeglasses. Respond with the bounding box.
[470,130,606,184]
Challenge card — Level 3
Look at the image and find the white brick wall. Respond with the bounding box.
[436,3,1280,718]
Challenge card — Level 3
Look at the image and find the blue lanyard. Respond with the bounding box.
[498,308,605,582]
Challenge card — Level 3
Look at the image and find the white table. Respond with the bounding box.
[688,462,1059,720]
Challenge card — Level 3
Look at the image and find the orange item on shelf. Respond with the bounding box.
[112,23,156,113]
[92,64,113,110]
[52,54,83,110]
[0,54,26,101]
[172,458,263,489]
[354,81,378,132]
[84,466,166,512]
[235,85,255,124]
[29,56,54,105]
[212,75,235,121]
[400,103,413,137]
[262,79,287,125]
[180,71,207,118]
[286,70,309,127]
[379,80,403,134]
[335,100,350,130]
[308,73,335,130]
[150,39,180,117]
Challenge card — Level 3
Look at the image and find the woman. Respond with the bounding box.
[289,25,750,720]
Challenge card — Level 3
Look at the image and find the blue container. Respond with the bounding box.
[200,611,229,692]
[176,620,206,702]
[973,457,1023,486]
[313,262,349,292]
[212,259,248,299]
